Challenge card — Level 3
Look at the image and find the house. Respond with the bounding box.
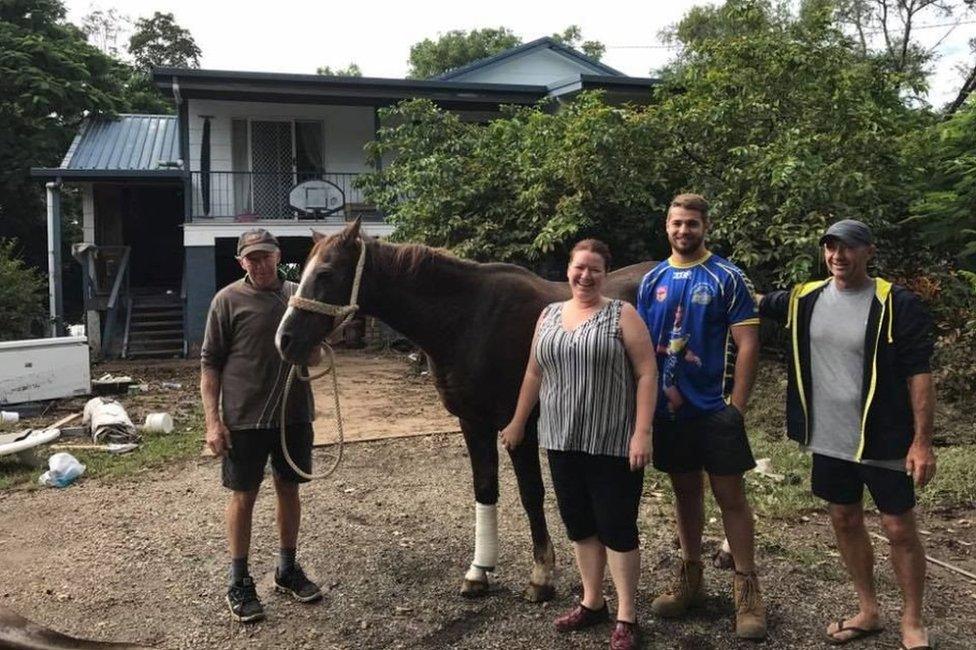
[31,37,657,358]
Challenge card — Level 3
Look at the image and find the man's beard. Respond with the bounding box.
[670,234,704,254]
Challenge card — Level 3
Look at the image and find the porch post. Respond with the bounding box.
[46,181,65,337]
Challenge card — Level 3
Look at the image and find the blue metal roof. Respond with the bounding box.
[62,114,181,171]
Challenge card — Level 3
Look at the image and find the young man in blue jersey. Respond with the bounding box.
[637,194,765,640]
[758,220,935,650]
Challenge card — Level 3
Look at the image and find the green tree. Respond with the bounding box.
[360,95,670,270]
[0,239,47,340]
[0,0,132,266]
[407,27,521,79]
[551,24,606,61]
[835,0,975,99]
[316,63,362,76]
[909,98,976,270]
[128,11,201,70]
[647,0,928,287]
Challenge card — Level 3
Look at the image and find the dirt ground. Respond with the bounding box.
[1,351,975,649]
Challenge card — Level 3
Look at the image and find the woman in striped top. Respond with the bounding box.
[501,239,657,650]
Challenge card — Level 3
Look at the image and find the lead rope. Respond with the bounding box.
[279,344,344,480]
[278,237,366,480]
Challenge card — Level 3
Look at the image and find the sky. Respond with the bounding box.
[64,0,975,107]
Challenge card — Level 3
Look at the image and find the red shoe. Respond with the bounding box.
[610,620,640,650]
[554,602,609,632]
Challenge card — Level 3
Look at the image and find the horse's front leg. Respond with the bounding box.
[459,418,500,597]
[506,414,555,602]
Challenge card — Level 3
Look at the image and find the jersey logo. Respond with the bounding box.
[656,286,668,302]
[691,282,715,306]
[672,270,692,280]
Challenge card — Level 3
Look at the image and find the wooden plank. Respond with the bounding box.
[48,412,81,429]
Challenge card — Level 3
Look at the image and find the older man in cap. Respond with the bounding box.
[758,219,936,649]
[200,228,322,622]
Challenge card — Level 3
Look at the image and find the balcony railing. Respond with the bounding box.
[188,171,380,221]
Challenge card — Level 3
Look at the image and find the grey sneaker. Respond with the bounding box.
[227,576,265,623]
[274,564,323,603]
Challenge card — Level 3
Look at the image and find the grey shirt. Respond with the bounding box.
[201,277,313,431]
[808,279,903,470]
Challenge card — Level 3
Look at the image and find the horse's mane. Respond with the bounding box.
[371,239,481,278]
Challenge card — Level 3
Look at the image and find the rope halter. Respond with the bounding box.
[287,237,367,339]
[278,237,366,482]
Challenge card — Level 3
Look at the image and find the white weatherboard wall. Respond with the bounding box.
[0,337,91,405]
[186,99,376,176]
[448,48,605,85]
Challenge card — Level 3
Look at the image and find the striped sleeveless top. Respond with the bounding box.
[535,299,636,457]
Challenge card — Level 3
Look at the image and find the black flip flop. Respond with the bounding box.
[826,619,884,645]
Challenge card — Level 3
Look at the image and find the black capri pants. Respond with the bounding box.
[547,449,644,552]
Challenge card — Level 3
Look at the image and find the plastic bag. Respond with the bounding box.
[38,452,86,488]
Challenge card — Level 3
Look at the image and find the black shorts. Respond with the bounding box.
[653,405,756,476]
[547,449,644,552]
[221,423,313,492]
[811,453,915,515]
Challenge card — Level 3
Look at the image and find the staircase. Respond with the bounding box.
[122,289,186,359]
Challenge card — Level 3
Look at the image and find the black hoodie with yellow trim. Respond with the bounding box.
[760,278,934,461]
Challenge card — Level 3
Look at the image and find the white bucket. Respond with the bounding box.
[143,412,174,434]
[1,411,19,424]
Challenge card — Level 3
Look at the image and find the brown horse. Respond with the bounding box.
[276,219,654,601]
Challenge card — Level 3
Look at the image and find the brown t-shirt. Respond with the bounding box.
[201,277,313,430]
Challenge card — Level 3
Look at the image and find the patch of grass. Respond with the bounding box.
[918,443,976,509]
[0,456,38,490]
[0,409,204,490]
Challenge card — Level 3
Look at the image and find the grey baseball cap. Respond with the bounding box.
[819,219,873,247]
[237,228,279,257]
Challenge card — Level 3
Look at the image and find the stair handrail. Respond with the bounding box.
[106,246,131,312]
[101,246,131,357]
[180,255,188,358]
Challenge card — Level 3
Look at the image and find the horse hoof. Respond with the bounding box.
[460,578,489,598]
[522,582,555,603]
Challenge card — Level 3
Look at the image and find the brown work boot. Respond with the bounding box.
[651,559,705,618]
[733,570,767,640]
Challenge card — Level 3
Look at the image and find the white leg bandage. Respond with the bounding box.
[464,502,498,581]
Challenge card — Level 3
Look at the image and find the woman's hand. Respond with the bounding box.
[629,430,652,471]
[499,422,525,451]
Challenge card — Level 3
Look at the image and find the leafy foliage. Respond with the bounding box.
[0,0,132,265]
[0,239,47,340]
[128,11,201,71]
[316,63,362,77]
[648,0,928,287]
[407,27,521,79]
[550,25,606,61]
[360,96,670,271]
[909,98,976,271]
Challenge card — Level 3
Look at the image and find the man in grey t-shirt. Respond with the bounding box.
[201,228,322,623]
[759,220,936,650]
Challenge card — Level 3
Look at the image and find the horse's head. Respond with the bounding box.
[276,218,366,365]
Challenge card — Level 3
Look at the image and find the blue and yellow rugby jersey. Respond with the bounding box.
[637,251,759,421]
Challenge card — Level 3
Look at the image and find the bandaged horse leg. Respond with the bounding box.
[507,419,555,602]
[463,502,499,583]
[460,420,499,597]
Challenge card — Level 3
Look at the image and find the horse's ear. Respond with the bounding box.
[341,217,362,242]
[311,229,326,244]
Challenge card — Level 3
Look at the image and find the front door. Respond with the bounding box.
[250,121,292,218]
